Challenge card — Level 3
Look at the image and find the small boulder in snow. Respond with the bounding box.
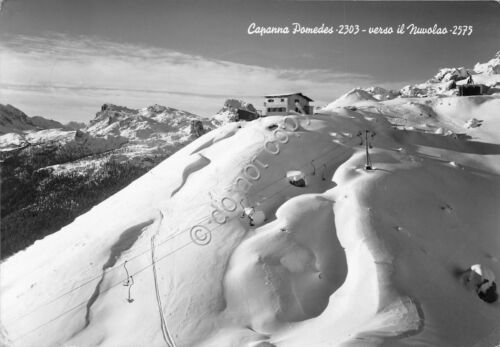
[463,264,498,303]
[241,207,265,227]
[287,170,307,187]
[464,118,483,129]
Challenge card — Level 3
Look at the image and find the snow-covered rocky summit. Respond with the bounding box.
[88,103,213,140]
[433,66,470,82]
[212,99,258,125]
[474,51,500,75]
[321,88,379,111]
[402,54,500,98]
[2,54,500,347]
[321,54,500,109]
[322,87,400,112]
[319,53,500,140]
[363,86,400,101]
[83,103,218,160]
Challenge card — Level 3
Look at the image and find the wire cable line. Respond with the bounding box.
[7,121,360,343]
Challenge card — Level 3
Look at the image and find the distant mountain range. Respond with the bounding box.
[0,104,68,134]
[0,102,220,258]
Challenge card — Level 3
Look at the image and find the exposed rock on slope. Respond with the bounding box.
[212,99,258,125]
[364,86,400,101]
[434,66,470,82]
[84,103,217,162]
[400,54,500,99]
[88,103,210,139]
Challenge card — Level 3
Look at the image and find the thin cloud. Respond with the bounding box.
[0,83,249,99]
[0,33,381,121]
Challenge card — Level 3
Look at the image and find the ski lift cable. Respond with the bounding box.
[247,142,345,196]
[253,146,344,203]
[10,238,196,342]
[14,210,238,342]
[9,171,318,341]
[6,213,212,323]
[6,138,356,328]
[9,140,375,342]
[263,162,334,203]
[9,171,271,324]
[15,163,460,344]
[12,203,233,340]
[9,141,347,324]
[8,154,330,331]
[11,203,212,296]
[26,154,230,280]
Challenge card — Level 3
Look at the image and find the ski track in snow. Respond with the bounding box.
[149,210,178,347]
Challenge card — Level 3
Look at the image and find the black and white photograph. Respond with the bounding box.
[1,0,500,346]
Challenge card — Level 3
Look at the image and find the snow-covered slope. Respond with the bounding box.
[2,94,500,346]
[2,55,500,347]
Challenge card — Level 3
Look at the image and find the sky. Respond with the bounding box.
[0,0,499,122]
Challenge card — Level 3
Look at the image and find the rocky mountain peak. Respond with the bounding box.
[0,104,67,134]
